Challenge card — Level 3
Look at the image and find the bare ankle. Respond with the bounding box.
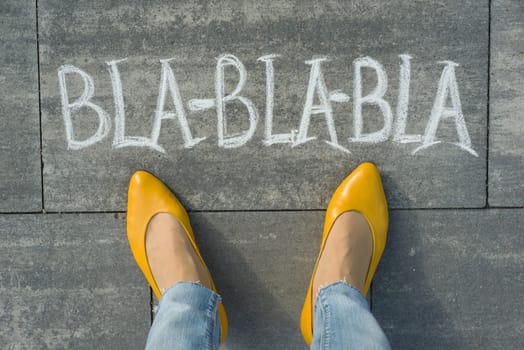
[313,211,372,300]
[146,213,212,293]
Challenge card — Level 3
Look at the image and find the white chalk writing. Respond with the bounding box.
[57,53,478,157]
[58,65,111,150]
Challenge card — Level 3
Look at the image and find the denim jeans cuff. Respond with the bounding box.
[316,281,369,311]
[159,281,222,309]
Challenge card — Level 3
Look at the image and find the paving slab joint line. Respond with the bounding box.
[150,288,154,325]
[0,210,49,215]
[485,0,492,209]
[1,207,523,216]
[35,0,45,211]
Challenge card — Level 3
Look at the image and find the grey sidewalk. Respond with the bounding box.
[1,1,523,349]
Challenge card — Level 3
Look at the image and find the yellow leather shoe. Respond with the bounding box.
[300,162,389,345]
[127,170,228,344]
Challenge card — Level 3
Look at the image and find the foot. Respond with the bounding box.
[312,211,373,302]
[146,213,212,293]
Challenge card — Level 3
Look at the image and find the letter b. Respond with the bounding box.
[58,65,110,150]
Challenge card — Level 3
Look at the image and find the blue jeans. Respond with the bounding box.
[145,281,391,349]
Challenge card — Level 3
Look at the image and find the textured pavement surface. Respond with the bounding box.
[1,0,523,349]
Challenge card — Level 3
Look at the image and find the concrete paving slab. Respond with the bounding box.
[2,209,521,348]
[0,0,42,211]
[489,0,524,206]
[0,214,150,349]
[374,209,524,350]
[39,0,488,211]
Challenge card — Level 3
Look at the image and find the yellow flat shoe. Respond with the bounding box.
[127,170,228,344]
[300,162,389,345]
